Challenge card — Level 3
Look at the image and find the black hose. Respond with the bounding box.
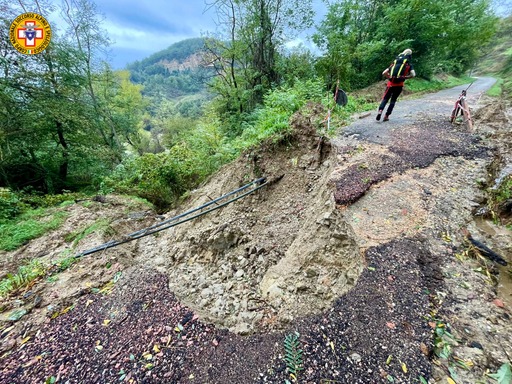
[74,178,268,258]
[128,177,266,237]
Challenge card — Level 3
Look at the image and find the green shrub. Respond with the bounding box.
[101,153,181,211]
[0,188,25,221]
[20,192,85,208]
[232,78,326,150]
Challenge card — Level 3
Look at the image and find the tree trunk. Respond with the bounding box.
[56,120,69,181]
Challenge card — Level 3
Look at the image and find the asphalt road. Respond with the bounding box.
[342,76,497,144]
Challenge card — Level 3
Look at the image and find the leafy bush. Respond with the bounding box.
[233,78,325,150]
[0,188,25,221]
[21,192,86,208]
[101,153,182,211]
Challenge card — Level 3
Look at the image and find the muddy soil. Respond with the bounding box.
[0,77,511,384]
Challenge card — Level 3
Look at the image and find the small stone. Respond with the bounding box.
[350,353,362,363]
[33,295,42,308]
[296,283,309,292]
[233,322,251,335]
[468,341,483,350]
[235,270,245,279]
[200,288,213,298]
[8,308,27,322]
[213,284,225,294]
[305,268,318,277]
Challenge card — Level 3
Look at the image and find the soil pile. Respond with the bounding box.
[140,102,362,334]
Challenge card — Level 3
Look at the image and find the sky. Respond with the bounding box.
[92,0,220,68]
[47,0,327,69]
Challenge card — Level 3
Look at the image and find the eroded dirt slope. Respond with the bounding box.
[0,78,511,384]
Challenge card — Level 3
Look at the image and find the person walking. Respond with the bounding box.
[376,49,416,121]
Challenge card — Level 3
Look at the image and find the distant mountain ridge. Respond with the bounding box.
[126,37,211,100]
[127,37,206,73]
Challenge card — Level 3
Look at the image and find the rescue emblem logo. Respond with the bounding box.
[9,13,52,55]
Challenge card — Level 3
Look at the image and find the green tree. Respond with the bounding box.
[0,0,145,191]
[313,0,391,89]
[205,0,314,120]
[276,45,317,88]
[314,0,497,89]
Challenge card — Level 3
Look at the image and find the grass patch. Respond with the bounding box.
[0,259,46,298]
[487,78,504,97]
[64,218,115,246]
[406,74,475,93]
[0,209,68,251]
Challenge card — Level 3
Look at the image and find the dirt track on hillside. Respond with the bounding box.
[1,78,511,384]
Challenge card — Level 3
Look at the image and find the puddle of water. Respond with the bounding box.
[474,217,512,308]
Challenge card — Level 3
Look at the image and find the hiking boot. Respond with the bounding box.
[376,110,383,121]
[383,115,389,122]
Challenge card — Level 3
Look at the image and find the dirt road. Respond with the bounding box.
[343,77,496,142]
[331,76,512,384]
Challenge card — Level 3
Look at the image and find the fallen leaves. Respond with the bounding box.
[420,343,429,356]
[51,305,75,320]
[386,322,396,330]
[22,354,42,368]
[487,362,512,384]
[492,298,505,308]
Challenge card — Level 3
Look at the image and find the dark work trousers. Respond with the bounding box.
[378,85,403,116]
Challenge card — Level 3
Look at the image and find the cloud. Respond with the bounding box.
[98,0,214,35]
[92,0,216,66]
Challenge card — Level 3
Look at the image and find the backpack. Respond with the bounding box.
[389,54,411,83]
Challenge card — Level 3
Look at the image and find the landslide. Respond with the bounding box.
[138,102,362,334]
[0,82,511,384]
